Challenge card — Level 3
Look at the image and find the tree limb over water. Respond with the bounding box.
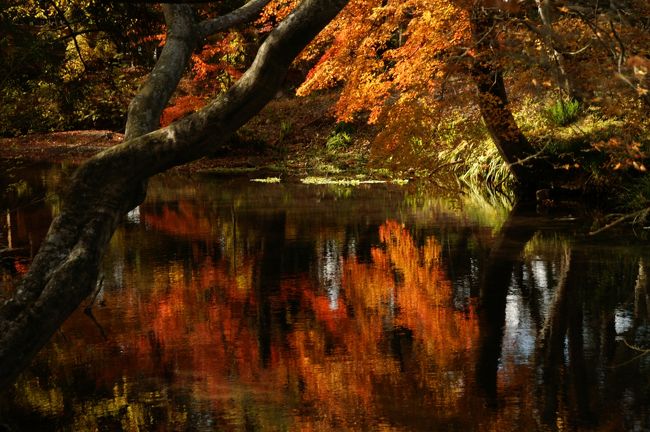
[0,0,349,390]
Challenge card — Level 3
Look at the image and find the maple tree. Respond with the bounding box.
[283,0,650,180]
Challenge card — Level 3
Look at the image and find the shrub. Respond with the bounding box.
[326,122,354,152]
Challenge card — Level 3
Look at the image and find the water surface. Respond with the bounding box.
[1,164,649,431]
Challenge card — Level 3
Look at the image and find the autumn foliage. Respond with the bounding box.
[282,0,649,168]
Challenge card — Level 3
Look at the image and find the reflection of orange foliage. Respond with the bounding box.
[143,201,214,238]
[379,221,477,357]
[46,215,482,429]
[280,220,479,428]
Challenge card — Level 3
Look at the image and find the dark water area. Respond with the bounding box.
[1,162,650,431]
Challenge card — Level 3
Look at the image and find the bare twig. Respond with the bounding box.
[589,207,650,235]
[197,0,273,38]
[84,276,104,314]
[46,0,87,70]
[609,19,625,72]
[509,144,549,167]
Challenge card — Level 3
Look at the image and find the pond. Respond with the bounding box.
[1,162,649,431]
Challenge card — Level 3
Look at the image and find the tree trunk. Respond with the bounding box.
[0,0,350,390]
[470,6,538,184]
[534,0,578,100]
[124,4,197,140]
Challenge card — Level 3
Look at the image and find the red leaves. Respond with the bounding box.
[160,95,205,126]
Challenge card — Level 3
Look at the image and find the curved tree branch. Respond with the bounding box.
[0,0,349,389]
[197,0,273,39]
[124,0,273,139]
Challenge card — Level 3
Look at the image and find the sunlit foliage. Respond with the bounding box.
[0,0,160,135]
[271,0,650,169]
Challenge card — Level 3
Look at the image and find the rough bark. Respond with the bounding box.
[124,4,197,140]
[470,6,538,184]
[0,0,350,390]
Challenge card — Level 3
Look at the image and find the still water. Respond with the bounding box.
[1,162,650,431]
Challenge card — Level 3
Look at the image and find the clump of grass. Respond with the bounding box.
[326,122,355,152]
[437,137,514,190]
[545,98,581,127]
[279,120,293,141]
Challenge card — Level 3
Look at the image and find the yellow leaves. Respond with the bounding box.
[256,0,299,32]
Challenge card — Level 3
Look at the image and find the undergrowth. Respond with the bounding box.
[544,98,581,127]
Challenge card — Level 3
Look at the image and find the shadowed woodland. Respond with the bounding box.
[1,0,650,430]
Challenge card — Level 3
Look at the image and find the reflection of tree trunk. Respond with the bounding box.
[538,248,598,428]
[524,262,544,332]
[537,247,570,426]
[634,258,648,322]
[470,7,537,184]
[253,213,286,368]
[476,204,537,404]
[566,251,596,427]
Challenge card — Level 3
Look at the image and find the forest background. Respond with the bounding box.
[1,0,650,206]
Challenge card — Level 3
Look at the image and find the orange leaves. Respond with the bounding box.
[295,0,472,148]
[256,0,299,33]
[160,95,206,127]
[191,31,247,89]
[143,32,166,47]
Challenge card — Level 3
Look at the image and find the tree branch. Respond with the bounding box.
[197,0,273,39]
[588,207,650,235]
[46,0,87,70]
[124,4,197,140]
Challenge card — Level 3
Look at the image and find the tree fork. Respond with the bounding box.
[469,6,539,185]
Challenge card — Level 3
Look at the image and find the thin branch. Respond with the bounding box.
[609,338,650,368]
[609,19,626,73]
[589,207,650,236]
[569,6,618,59]
[562,43,591,56]
[197,0,273,38]
[53,28,104,42]
[509,144,549,167]
[46,0,87,70]
[84,277,104,314]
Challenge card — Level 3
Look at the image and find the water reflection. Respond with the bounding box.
[1,168,649,431]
